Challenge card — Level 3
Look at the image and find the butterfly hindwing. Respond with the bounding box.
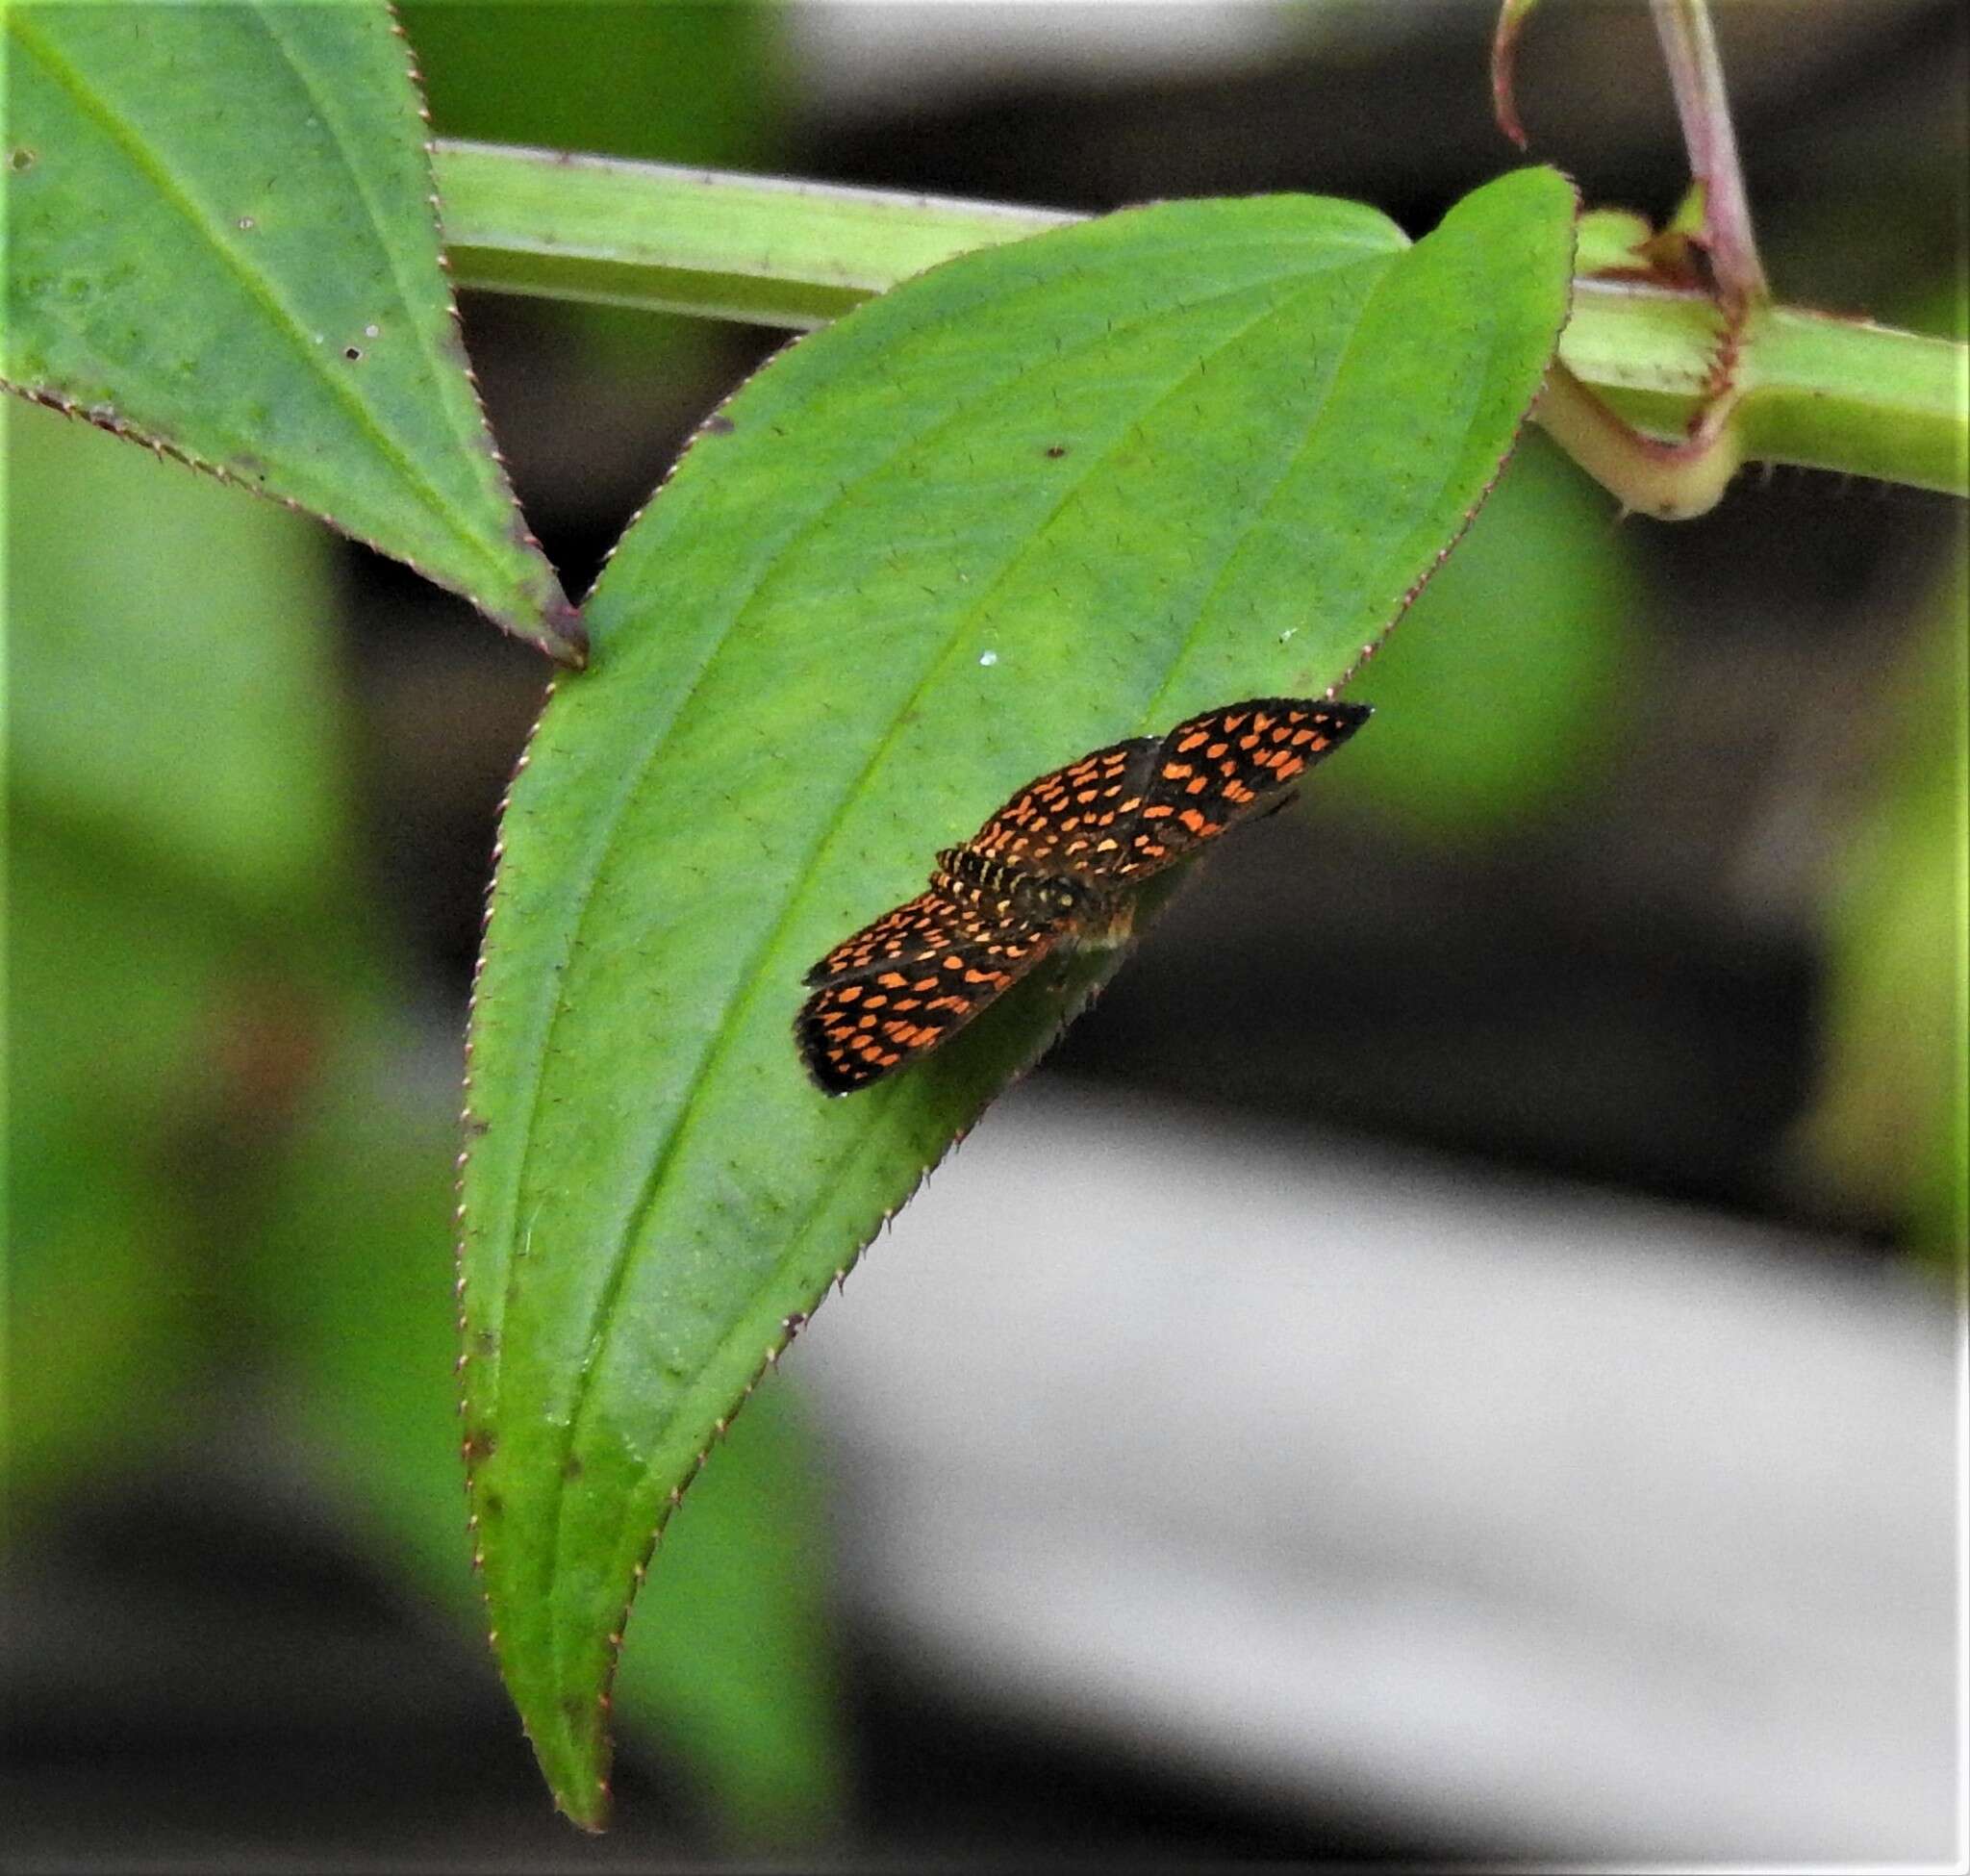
[796,888,1062,1094]
[804,888,973,988]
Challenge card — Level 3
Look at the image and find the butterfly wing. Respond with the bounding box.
[796,697,1369,1092]
[1109,697,1370,879]
[963,735,1163,877]
[805,886,976,987]
[796,888,1062,1095]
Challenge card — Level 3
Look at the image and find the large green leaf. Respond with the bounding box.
[3,2,582,661]
[462,167,1577,1825]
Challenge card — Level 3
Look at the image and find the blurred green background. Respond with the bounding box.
[6,1,1962,1863]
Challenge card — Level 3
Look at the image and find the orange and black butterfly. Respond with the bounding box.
[796,697,1371,1094]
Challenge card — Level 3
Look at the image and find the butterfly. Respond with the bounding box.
[796,697,1371,1094]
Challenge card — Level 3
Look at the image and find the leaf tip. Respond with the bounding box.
[536,596,590,669]
[551,1745,614,1835]
[514,1673,617,1833]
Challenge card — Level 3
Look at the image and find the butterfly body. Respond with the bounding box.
[797,697,1370,1095]
[932,844,1124,936]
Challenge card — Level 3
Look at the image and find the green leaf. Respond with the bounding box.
[461,166,1576,1825]
[3,2,582,662]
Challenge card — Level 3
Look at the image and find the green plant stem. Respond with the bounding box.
[434,139,1968,500]
[436,139,1073,327]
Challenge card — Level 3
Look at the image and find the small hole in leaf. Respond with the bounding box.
[10,149,36,172]
[343,346,362,361]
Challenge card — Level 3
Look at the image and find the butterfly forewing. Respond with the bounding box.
[1112,697,1371,879]
[796,889,1062,1094]
[964,736,1161,877]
